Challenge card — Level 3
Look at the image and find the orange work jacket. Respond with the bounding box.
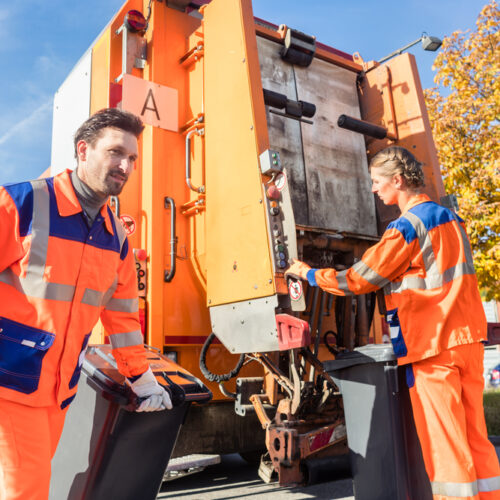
[306,194,487,365]
[0,170,148,408]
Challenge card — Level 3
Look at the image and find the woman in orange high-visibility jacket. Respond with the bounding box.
[0,109,171,500]
[287,146,500,500]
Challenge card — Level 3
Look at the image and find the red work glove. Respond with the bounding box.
[285,259,311,280]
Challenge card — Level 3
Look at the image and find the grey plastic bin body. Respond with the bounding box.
[49,345,211,500]
[324,344,432,500]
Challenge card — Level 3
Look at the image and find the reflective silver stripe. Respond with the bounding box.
[0,267,25,293]
[335,271,354,296]
[0,267,77,302]
[80,278,119,309]
[44,282,78,301]
[385,211,476,296]
[443,262,476,283]
[404,212,439,276]
[105,297,139,313]
[81,288,104,307]
[352,260,390,288]
[27,180,51,279]
[478,475,500,492]
[111,211,127,250]
[0,180,76,302]
[102,277,119,307]
[108,330,143,348]
[388,262,476,294]
[456,217,475,265]
[82,284,133,310]
[431,480,478,497]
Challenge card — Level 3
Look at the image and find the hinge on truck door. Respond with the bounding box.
[278,25,316,67]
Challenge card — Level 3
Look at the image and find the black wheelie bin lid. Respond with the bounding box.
[323,343,397,372]
[83,344,212,408]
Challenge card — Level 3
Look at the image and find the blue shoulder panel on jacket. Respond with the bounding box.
[409,201,456,232]
[90,221,121,254]
[387,217,417,244]
[46,178,121,254]
[3,182,34,237]
[46,178,89,243]
[120,237,129,261]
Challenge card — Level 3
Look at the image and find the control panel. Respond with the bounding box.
[266,182,288,272]
[260,150,305,312]
[259,149,283,176]
[133,248,147,298]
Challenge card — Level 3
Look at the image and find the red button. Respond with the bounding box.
[266,185,280,200]
[134,248,147,261]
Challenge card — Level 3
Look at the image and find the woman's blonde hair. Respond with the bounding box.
[369,146,425,189]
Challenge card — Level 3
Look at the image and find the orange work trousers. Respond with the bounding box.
[409,342,500,500]
[0,399,67,500]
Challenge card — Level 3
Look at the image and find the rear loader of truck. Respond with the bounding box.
[49,0,446,486]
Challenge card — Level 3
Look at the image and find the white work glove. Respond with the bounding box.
[129,367,173,412]
[285,259,312,281]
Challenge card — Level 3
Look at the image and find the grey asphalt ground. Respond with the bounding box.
[158,449,500,500]
[158,453,354,500]
[158,448,500,500]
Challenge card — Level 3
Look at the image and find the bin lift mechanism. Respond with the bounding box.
[201,312,347,485]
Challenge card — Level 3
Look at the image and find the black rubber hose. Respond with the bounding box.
[323,330,340,357]
[199,332,245,383]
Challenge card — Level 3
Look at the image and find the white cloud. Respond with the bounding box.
[0,99,52,147]
[34,50,67,82]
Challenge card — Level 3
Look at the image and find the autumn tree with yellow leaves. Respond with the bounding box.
[425,1,500,300]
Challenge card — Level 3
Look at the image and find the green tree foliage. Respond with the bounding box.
[425,1,500,300]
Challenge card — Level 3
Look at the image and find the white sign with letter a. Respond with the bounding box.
[122,74,178,132]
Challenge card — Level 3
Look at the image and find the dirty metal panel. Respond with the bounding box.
[256,36,309,226]
[257,34,377,237]
[209,295,279,353]
[294,59,377,236]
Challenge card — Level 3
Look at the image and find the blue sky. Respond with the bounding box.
[0,0,487,185]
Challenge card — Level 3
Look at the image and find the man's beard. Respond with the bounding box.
[103,171,127,196]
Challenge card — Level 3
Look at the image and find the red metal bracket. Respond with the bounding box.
[276,314,310,350]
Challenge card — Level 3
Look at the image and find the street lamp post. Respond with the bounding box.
[378,33,442,64]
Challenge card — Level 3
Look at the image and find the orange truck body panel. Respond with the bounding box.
[51,0,445,422]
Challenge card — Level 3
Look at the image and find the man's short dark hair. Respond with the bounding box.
[73,108,144,157]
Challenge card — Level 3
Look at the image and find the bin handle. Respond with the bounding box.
[161,372,186,406]
[160,370,212,403]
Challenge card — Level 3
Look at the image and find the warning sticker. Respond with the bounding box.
[275,171,287,191]
[289,280,303,301]
[120,214,136,236]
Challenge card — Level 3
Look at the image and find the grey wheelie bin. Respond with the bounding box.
[324,344,431,500]
[49,344,211,500]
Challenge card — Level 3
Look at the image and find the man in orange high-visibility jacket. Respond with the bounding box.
[0,108,172,500]
[287,146,500,500]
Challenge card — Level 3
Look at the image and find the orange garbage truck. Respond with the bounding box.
[49,0,447,486]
